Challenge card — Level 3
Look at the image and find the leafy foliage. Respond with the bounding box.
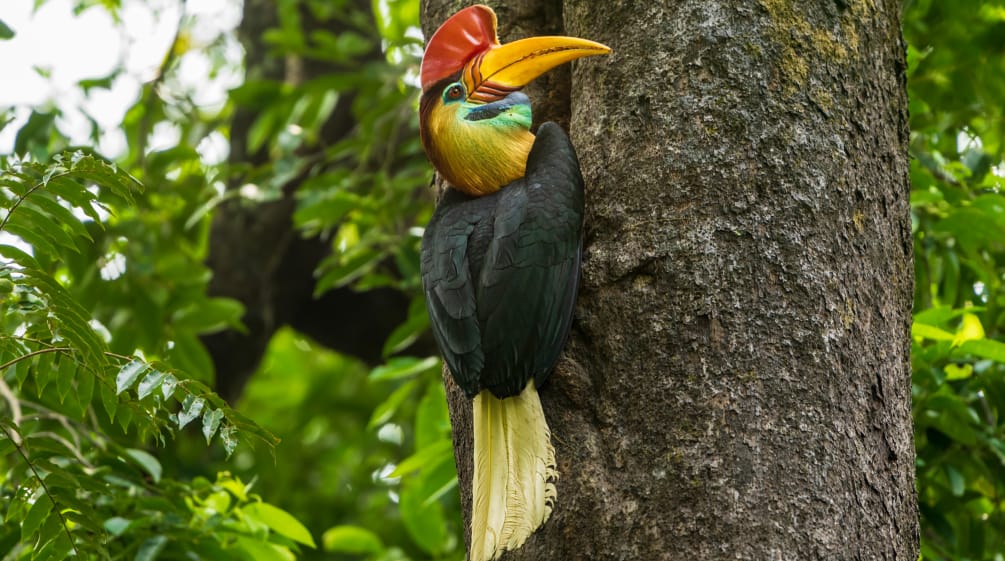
[195,0,460,557]
[906,0,1005,558]
[2,0,458,560]
[0,154,296,559]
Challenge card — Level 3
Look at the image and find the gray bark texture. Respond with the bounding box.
[421,0,919,560]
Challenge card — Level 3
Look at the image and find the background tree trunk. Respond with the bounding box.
[204,0,434,401]
[421,0,919,559]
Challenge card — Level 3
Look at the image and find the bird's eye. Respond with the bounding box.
[444,84,464,102]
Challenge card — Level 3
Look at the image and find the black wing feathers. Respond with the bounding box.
[420,122,584,398]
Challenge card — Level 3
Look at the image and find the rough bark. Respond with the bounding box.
[205,0,434,401]
[421,0,918,559]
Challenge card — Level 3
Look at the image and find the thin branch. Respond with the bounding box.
[0,346,73,372]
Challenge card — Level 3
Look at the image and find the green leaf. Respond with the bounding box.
[125,448,163,483]
[64,508,102,534]
[118,406,133,432]
[945,465,965,497]
[951,313,985,346]
[420,463,458,508]
[369,356,439,382]
[4,220,57,256]
[313,247,382,296]
[58,362,78,406]
[160,374,178,400]
[243,502,316,548]
[34,349,56,397]
[220,425,238,458]
[20,496,53,541]
[415,382,449,451]
[382,302,430,357]
[202,490,232,515]
[13,110,56,157]
[924,394,981,446]
[367,379,418,429]
[104,516,131,536]
[293,188,362,232]
[943,363,972,380]
[74,368,94,418]
[390,440,453,478]
[172,298,245,334]
[399,478,448,555]
[100,381,117,422]
[957,338,1005,362]
[322,525,384,554]
[912,322,954,341]
[235,536,293,561]
[177,395,205,429]
[66,154,142,201]
[33,515,63,560]
[6,204,80,253]
[137,369,167,400]
[135,535,168,561]
[202,408,223,444]
[0,19,15,40]
[116,359,147,394]
[13,354,31,389]
[0,434,15,456]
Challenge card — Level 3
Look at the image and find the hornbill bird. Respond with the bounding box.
[418,5,609,560]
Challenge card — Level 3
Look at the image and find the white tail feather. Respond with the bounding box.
[470,381,557,561]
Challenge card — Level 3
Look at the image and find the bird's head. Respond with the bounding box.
[419,5,609,196]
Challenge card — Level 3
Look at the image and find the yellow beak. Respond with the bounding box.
[463,35,610,103]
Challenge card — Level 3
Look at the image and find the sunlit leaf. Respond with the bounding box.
[243,502,316,548]
[178,395,205,429]
[943,363,972,380]
[202,408,224,444]
[322,525,384,554]
[235,537,293,561]
[912,322,954,341]
[220,425,238,458]
[116,359,147,395]
[131,369,163,400]
[951,313,985,347]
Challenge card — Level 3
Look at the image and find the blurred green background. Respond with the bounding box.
[0,0,1003,559]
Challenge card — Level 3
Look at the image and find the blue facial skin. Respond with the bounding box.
[463,91,532,123]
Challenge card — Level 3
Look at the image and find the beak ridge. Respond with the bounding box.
[466,36,610,102]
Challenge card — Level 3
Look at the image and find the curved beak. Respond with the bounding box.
[463,36,610,103]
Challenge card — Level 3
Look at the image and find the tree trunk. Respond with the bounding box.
[421,0,918,559]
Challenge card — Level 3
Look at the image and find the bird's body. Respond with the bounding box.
[421,122,584,399]
[417,6,608,560]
